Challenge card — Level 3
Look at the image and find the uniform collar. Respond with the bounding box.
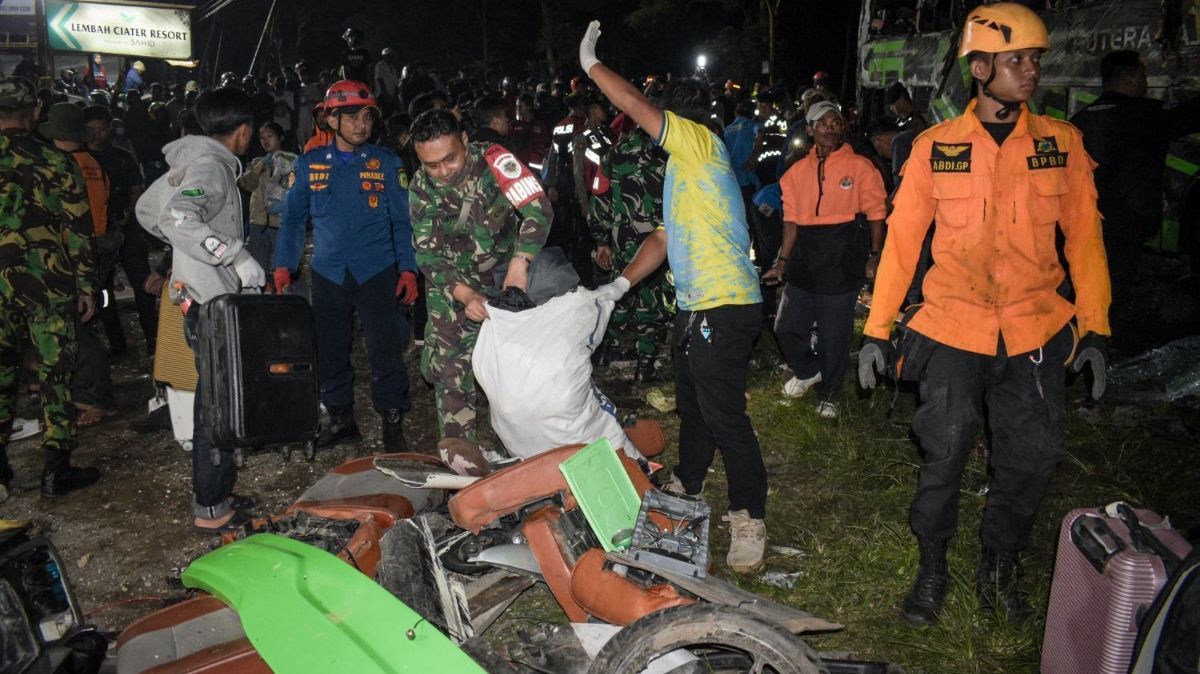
[961,97,1033,145]
[322,143,371,164]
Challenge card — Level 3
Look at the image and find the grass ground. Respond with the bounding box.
[568,332,1200,674]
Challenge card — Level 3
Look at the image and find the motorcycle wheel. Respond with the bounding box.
[588,604,828,674]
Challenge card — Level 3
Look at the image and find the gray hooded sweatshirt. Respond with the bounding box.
[136,134,249,304]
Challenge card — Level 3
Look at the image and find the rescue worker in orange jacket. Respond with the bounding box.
[858,3,1110,625]
[765,100,886,419]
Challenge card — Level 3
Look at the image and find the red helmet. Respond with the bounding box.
[813,70,830,84]
[324,80,376,111]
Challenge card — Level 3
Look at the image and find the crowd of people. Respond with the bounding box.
[2,1,1198,628]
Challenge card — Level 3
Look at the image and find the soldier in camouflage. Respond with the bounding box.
[588,118,673,382]
[408,109,551,442]
[0,77,102,502]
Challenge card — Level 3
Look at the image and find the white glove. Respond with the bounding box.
[579,20,602,75]
[594,276,630,302]
[232,251,266,289]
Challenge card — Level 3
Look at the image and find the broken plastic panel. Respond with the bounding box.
[628,490,711,578]
[558,438,643,552]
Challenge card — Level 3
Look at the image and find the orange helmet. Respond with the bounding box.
[324,80,377,111]
[957,2,1049,58]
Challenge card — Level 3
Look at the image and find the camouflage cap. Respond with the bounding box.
[0,77,37,110]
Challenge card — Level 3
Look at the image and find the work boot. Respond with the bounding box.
[901,538,949,625]
[725,510,766,573]
[976,547,1032,622]
[634,355,658,384]
[316,407,360,448]
[41,465,101,498]
[380,409,407,453]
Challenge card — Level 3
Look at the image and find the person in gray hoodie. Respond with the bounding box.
[136,88,264,532]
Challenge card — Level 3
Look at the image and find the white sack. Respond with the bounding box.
[472,289,644,461]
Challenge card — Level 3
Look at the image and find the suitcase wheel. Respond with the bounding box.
[280,446,292,461]
[210,448,221,466]
[234,448,245,467]
[181,440,193,452]
[303,441,315,462]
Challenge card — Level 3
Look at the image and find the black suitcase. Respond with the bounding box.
[197,293,318,465]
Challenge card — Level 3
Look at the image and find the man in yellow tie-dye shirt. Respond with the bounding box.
[579,21,768,573]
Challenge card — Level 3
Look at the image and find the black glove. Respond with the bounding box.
[858,336,893,389]
[1072,331,1107,400]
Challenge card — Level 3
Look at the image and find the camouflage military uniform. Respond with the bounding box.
[587,128,674,362]
[0,122,98,479]
[410,142,552,440]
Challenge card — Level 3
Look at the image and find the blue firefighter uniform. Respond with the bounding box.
[275,143,416,420]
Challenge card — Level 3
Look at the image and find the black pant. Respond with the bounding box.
[311,267,411,414]
[72,316,115,409]
[100,228,158,353]
[672,303,767,518]
[909,325,1071,552]
[773,285,857,402]
[183,305,236,517]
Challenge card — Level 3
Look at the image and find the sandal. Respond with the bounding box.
[75,405,117,428]
[75,402,117,424]
[192,509,254,534]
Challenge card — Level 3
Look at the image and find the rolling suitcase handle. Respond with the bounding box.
[1106,502,1183,574]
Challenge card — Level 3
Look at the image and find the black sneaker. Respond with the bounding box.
[41,465,101,498]
[315,414,360,449]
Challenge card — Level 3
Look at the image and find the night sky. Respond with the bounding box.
[188,0,859,96]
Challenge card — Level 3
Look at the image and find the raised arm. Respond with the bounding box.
[579,21,663,142]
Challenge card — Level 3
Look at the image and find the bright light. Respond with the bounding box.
[696,54,708,69]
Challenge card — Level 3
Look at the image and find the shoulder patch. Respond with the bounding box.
[180,188,206,198]
[491,151,523,180]
[485,145,544,209]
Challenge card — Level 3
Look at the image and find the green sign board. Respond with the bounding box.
[46,1,191,59]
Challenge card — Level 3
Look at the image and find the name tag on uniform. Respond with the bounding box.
[1027,136,1067,170]
[930,142,972,173]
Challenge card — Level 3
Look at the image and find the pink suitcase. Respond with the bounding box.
[1041,502,1193,674]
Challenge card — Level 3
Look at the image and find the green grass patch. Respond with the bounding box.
[596,337,1198,674]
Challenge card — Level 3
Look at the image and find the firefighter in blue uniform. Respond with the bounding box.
[274,80,418,451]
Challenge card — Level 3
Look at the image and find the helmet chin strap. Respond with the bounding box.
[980,53,1022,121]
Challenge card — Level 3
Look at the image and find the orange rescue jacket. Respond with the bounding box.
[865,99,1111,356]
[781,143,888,225]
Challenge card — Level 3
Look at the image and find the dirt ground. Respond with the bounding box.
[0,306,456,640]
[2,249,1197,669]
[0,298,658,652]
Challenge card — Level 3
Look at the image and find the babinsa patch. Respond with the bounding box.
[1028,136,1067,170]
[930,142,971,173]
